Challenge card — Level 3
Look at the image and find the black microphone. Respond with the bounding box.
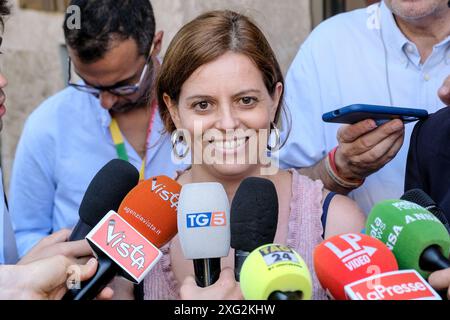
[69,159,140,241]
[63,159,139,299]
[401,189,450,234]
[71,176,180,300]
[231,177,278,281]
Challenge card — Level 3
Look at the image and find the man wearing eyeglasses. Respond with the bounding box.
[8,0,185,262]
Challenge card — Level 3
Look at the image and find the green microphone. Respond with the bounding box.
[366,199,450,279]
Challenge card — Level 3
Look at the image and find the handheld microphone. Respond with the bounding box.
[313,233,398,300]
[62,159,139,300]
[240,244,312,300]
[72,176,181,300]
[230,177,278,281]
[69,159,140,241]
[118,175,180,248]
[177,182,230,287]
[366,199,450,278]
[401,189,450,234]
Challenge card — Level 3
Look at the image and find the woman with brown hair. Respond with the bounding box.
[143,10,365,300]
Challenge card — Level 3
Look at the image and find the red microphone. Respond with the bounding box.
[73,176,181,300]
[117,175,180,247]
[313,233,398,300]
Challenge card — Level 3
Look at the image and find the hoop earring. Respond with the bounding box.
[171,129,190,159]
[267,122,281,153]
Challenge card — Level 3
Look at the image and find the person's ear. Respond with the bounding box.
[151,31,164,56]
[270,82,284,122]
[163,93,181,129]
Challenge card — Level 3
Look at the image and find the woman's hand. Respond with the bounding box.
[180,268,243,300]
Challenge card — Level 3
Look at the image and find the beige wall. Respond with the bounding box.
[1,0,312,191]
[2,1,66,192]
[346,0,368,11]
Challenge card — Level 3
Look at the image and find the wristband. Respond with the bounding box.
[325,147,364,189]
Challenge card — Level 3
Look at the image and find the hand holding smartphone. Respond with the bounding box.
[322,104,429,126]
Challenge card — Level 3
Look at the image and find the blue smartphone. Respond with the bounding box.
[322,104,429,126]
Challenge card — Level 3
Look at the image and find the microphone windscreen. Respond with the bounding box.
[240,244,312,300]
[230,177,278,252]
[118,175,181,248]
[79,159,140,227]
[401,189,450,231]
[401,189,437,209]
[313,233,398,300]
[366,199,450,277]
[177,182,230,259]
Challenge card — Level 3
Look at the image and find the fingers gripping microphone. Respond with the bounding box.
[63,159,139,300]
[314,233,398,300]
[231,177,278,282]
[366,199,450,278]
[240,244,313,300]
[69,159,140,241]
[72,176,181,300]
[401,189,450,234]
[178,182,230,287]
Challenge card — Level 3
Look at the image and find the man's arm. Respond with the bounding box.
[281,30,405,194]
[309,74,450,194]
[300,119,405,194]
[9,113,57,257]
[300,159,352,195]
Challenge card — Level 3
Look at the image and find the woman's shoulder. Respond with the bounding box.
[321,191,366,238]
[280,169,366,238]
[283,168,325,196]
[279,168,325,214]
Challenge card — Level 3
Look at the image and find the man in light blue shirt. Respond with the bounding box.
[10,0,186,257]
[0,0,92,269]
[0,168,17,264]
[280,0,450,214]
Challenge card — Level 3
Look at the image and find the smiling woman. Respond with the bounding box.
[157,10,285,135]
[158,10,286,178]
[142,10,366,301]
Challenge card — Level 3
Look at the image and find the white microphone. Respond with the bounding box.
[178,182,230,287]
